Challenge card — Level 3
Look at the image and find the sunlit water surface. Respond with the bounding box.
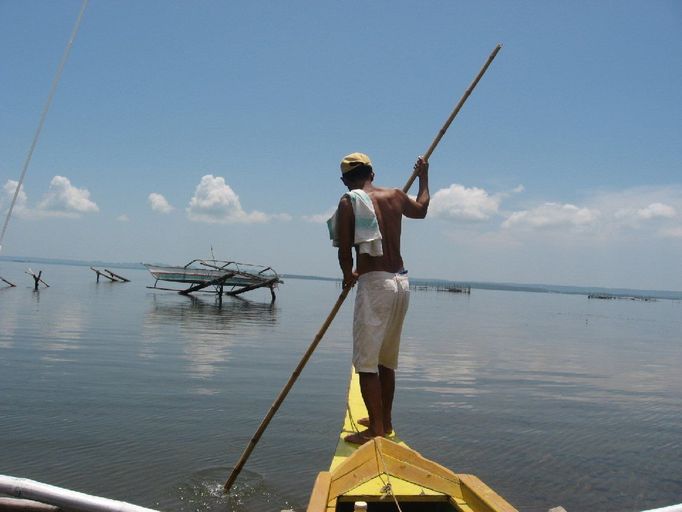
[1,261,681,512]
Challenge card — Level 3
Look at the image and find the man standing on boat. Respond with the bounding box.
[330,152,429,444]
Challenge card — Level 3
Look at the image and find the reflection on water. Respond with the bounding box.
[400,292,682,408]
[0,285,86,360]
[395,291,682,512]
[0,262,680,512]
[142,293,279,389]
[0,293,18,349]
[145,293,278,327]
[38,301,85,362]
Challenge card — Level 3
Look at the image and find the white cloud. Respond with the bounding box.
[116,214,130,222]
[615,202,676,222]
[36,176,98,217]
[586,186,681,236]
[1,180,30,218]
[587,186,681,215]
[503,202,600,230]
[659,226,682,238]
[637,202,676,220]
[187,174,282,224]
[303,208,336,223]
[269,213,293,221]
[148,193,174,214]
[430,184,501,221]
[496,185,682,243]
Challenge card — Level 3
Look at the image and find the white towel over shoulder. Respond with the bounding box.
[327,190,383,257]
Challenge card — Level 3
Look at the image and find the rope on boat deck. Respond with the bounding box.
[346,405,403,512]
[373,438,404,512]
[346,403,361,434]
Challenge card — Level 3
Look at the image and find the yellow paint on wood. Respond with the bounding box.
[328,455,381,501]
[331,371,408,473]
[378,437,462,485]
[380,451,462,498]
[329,438,379,481]
[459,474,518,512]
[311,368,519,512]
[451,495,476,512]
[345,474,444,497]
[327,438,461,501]
[306,472,331,512]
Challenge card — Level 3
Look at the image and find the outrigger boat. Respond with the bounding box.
[307,370,519,512]
[144,259,281,300]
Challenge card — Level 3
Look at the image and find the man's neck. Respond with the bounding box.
[348,180,374,193]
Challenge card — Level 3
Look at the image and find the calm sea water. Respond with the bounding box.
[1,261,680,512]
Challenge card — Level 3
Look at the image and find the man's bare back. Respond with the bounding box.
[337,158,429,286]
[357,186,422,275]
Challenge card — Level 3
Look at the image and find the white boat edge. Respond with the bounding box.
[2,474,679,512]
[641,505,682,512]
[0,476,159,512]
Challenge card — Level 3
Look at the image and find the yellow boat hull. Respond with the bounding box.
[307,370,518,512]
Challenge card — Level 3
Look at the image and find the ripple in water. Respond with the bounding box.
[164,468,295,512]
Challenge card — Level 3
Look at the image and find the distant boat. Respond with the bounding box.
[144,259,281,300]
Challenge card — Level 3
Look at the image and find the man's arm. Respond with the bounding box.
[336,195,357,288]
[403,156,430,219]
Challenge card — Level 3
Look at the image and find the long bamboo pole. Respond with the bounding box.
[223,42,502,493]
[402,43,502,193]
[0,0,89,254]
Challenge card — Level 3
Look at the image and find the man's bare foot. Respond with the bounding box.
[357,417,371,428]
[344,430,377,445]
[357,417,393,434]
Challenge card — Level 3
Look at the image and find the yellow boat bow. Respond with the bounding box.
[307,370,518,512]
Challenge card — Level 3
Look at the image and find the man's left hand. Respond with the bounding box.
[414,156,429,177]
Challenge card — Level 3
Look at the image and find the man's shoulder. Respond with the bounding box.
[370,186,404,198]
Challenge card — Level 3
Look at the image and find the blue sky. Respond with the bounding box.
[1,1,681,290]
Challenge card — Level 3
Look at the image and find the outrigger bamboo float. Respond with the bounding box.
[143,259,281,300]
[306,370,518,512]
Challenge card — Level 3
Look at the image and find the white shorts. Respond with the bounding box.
[352,271,410,373]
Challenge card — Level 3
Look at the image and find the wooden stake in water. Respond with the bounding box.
[25,269,49,290]
[223,42,503,493]
[0,275,16,287]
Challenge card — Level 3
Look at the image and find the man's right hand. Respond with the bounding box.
[343,272,358,290]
